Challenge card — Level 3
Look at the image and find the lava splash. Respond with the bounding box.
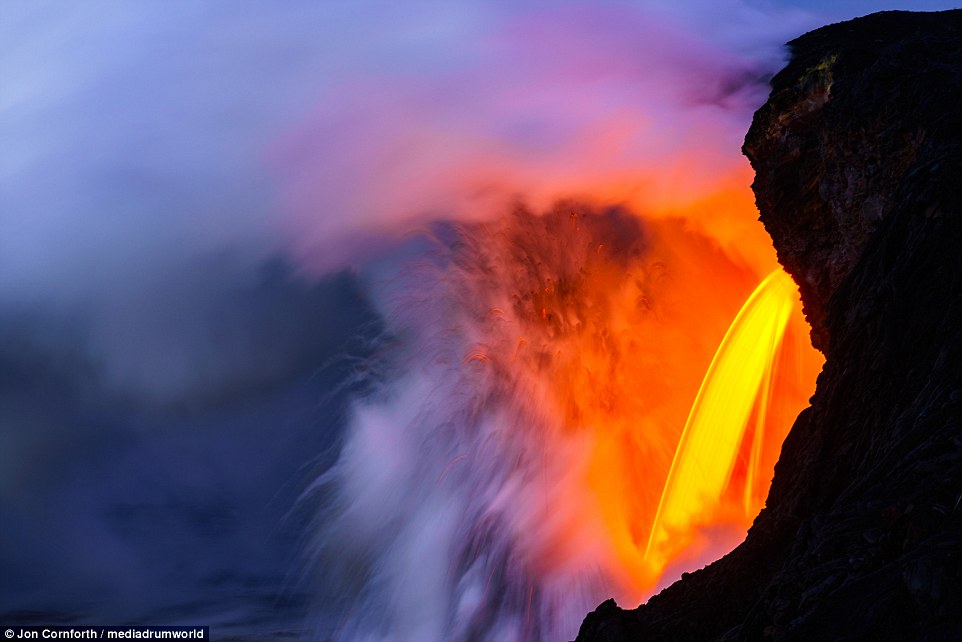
[314,203,821,641]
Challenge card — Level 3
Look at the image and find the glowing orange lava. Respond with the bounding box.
[576,261,821,599]
[646,269,797,569]
[450,190,821,605]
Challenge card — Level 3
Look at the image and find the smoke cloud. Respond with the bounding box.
[2,0,811,305]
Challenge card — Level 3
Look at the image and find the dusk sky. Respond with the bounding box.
[1,1,958,639]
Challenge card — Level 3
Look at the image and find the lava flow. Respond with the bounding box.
[645,268,801,574]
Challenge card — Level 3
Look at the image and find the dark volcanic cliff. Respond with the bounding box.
[577,10,962,642]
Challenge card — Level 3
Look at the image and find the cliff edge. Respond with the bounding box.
[576,10,962,641]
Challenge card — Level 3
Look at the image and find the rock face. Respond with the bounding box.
[576,10,962,642]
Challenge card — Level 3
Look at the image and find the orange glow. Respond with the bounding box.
[451,200,822,602]
[645,269,795,568]
[577,261,821,599]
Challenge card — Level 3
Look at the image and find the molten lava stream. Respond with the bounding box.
[597,268,821,597]
[646,269,794,562]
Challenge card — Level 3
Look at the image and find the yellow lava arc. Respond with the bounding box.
[645,269,798,565]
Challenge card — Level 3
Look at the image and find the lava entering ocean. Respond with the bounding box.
[275,4,825,640]
[7,2,959,640]
[316,202,822,641]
